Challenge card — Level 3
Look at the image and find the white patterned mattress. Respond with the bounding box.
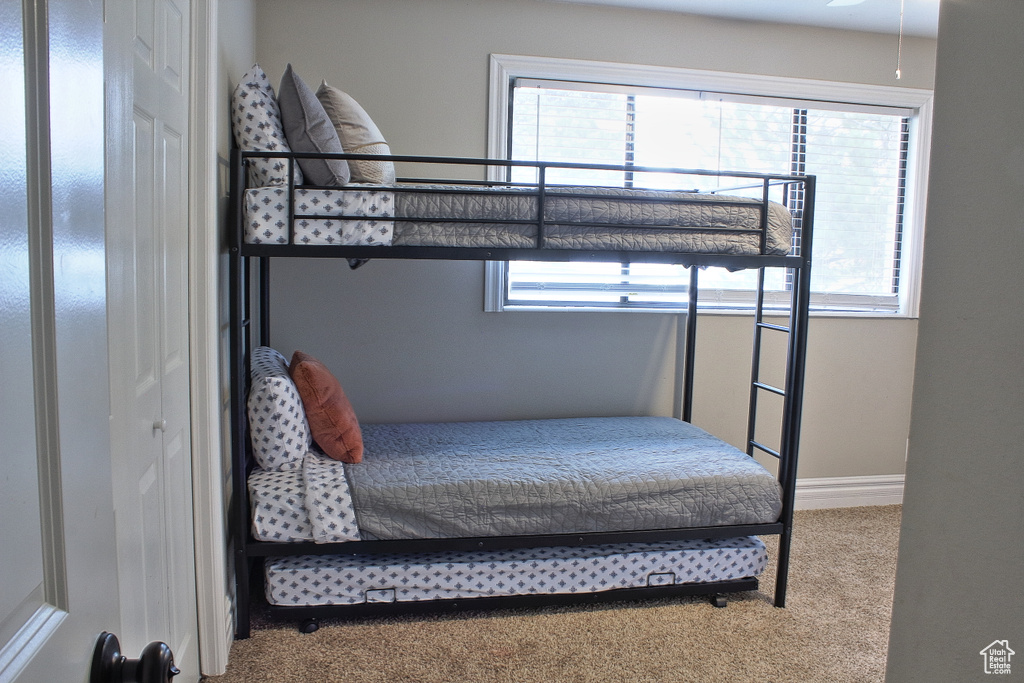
[264,537,768,607]
[248,417,782,544]
[243,184,793,255]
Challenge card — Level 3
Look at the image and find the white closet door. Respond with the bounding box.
[105,0,200,679]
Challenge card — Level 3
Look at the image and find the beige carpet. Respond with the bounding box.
[205,506,900,683]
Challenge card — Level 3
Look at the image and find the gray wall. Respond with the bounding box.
[253,0,935,480]
[214,1,256,527]
[886,1,1024,680]
[217,0,255,410]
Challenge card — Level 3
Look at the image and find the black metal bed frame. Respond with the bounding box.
[228,151,815,638]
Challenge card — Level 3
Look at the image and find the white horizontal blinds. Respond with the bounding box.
[506,261,692,308]
[631,95,797,293]
[510,85,629,186]
[505,79,910,312]
[804,110,905,303]
[629,95,713,190]
[892,118,911,294]
[509,82,690,309]
[639,97,793,187]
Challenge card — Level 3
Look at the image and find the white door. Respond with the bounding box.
[0,0,123,681]
[105,0,201,680]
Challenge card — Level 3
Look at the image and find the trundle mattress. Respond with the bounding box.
[264,536,768,607]
[243,184,793,255]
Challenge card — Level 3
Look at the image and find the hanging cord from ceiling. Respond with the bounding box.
[895,0,906,79]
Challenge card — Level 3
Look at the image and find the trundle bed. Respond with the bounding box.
[229,68,815,638]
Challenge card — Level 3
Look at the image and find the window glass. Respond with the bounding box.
[501,80,915,314]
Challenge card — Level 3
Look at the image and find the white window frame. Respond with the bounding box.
[484,54,933,318]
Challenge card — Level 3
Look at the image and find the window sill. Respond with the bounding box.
[493,304,917,319]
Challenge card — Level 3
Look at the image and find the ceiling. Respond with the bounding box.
[548,0,940,38]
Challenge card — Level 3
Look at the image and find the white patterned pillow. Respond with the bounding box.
[303,450,361,542]
[231,64,303,188]
[247,346,311,471]
[248,468,313,542]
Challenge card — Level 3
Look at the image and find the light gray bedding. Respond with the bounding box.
[395,185,793,254]
[345,416,782,540]
[244,184,793,255]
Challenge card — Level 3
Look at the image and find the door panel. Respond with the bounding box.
[1,0,123,680]
[135,0,155,68]
[132,109,160,399]
[0,0,47,656]
[160,0,185,91]
[164,430,196,662]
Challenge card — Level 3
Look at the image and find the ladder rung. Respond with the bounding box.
[757,322,790,333]
[749,440,781,458]
[753,381,786,397]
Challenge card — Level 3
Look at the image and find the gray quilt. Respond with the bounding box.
[345,416,782,540]
[393,186,793,255]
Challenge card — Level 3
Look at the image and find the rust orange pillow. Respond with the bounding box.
[287,350,363,463]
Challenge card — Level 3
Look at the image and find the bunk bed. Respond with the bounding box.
[227,67,815,635]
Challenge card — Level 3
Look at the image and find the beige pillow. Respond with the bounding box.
[316,81,396,184]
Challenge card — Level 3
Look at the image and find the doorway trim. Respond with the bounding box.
[187,0,232,674]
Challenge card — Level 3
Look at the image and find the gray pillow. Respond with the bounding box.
[316,81,396,184]
[277,64,350,186]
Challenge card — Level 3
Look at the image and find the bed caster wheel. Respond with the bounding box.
[299,618,320,634]
[710,595,728,608]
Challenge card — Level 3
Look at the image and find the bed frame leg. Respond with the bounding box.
[299,618,320,634]
[710,594,728,608]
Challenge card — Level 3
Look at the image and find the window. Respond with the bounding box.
[485,55,932,316]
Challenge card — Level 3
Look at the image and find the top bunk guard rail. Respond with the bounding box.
[237,149,808,181]
[228,149,815,636]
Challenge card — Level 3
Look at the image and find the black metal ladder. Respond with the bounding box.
[746,269,791,463]
[747,265,801,608]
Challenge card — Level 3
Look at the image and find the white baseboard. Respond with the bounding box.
[794,474,905,510]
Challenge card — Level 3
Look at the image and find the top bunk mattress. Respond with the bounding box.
[243,184,794,256]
